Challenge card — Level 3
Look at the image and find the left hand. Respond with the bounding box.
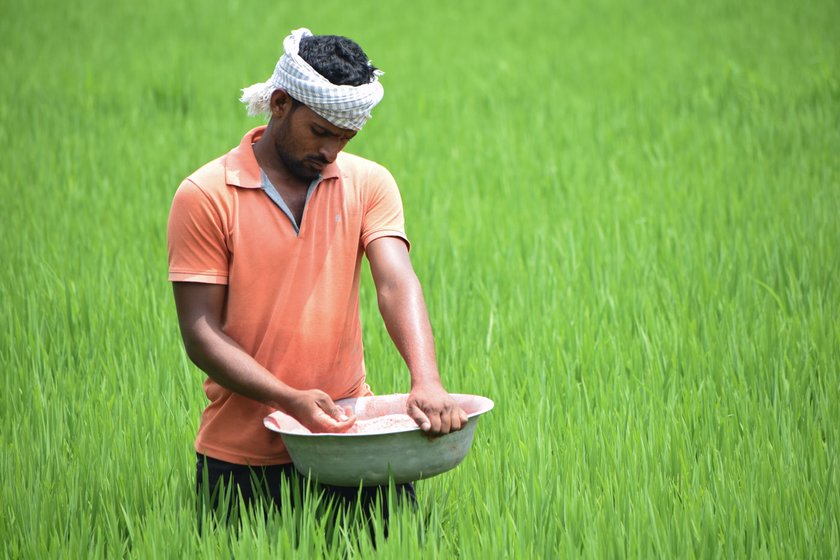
[406,381,468,435]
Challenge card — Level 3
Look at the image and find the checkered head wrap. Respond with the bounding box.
[240,28,384,131]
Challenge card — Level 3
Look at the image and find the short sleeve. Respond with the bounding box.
[167,179,230,284]
[360,165,411,251]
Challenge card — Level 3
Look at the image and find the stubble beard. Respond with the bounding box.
[273,107,322,183]
[275,144,319,183]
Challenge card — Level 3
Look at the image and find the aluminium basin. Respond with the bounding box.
[263,393,494,487]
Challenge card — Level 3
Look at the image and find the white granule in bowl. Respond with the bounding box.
[345,414,418,434]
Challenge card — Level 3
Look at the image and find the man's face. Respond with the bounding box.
[273,101,357,182]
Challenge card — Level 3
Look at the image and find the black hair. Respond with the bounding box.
[297,35,378,86]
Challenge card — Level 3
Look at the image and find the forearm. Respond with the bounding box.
[172,282,353,432]
[183,326,354,431]
[376,272,443,387]
[366,237,466,433]
[182,325,295,410]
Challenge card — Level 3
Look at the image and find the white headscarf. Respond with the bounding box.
[240,28,384,131]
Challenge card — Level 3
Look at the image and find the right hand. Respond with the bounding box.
[283,389,356,433]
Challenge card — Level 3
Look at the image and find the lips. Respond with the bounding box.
[307,157,328,170]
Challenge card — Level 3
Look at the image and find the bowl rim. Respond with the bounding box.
[263,393,494,438]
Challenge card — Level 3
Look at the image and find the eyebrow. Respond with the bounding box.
[313,124,356,141]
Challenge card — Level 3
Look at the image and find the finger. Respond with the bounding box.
[449,408,464,432]
[328,415,356,433]
[428,410,442,434]
[438,409,451,434]
[316,395,349,422]
[407,402,432,431]
[330,405,350,422]
[314,408,356,433]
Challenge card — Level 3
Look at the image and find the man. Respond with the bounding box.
[167,28,466,513]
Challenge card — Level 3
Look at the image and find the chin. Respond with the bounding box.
[284,159,320,182]
[294,168,320,182]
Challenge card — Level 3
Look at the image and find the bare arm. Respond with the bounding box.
[366,237,467,434]
[171,282,355,432]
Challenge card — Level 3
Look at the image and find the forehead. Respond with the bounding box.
[296,103,357,137]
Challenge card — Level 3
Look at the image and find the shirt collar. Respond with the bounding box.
[224,125,341,189]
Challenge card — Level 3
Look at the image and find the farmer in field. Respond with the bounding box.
[167,28,466,513]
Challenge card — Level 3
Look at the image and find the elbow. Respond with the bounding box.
[182,340,201,366]
[377,273,422,309]
[179,329,212,368]
[181,338,203,367]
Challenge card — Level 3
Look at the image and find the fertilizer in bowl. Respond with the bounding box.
[284,413,419,434]
[264,394,494,486]
[346,413,418,434]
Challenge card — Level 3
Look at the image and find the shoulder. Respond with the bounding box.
[183,155,229,198]
[170,154,237,227]
[336,152,395,185]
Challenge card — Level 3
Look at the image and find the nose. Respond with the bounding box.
[319,138,346,163]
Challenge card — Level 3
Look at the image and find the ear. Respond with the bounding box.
[269,89,294,119]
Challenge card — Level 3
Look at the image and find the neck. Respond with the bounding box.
[252,122,279,172]
[252,123,300,188]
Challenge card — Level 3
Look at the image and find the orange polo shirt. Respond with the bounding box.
[167,126,409,465]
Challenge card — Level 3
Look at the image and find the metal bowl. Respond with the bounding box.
[263,393,494,487]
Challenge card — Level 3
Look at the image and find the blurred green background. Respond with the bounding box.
[2,0,838,556]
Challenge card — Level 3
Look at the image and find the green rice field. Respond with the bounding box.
[2,0,838,557]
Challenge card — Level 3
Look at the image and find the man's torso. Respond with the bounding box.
[168,126,408,464]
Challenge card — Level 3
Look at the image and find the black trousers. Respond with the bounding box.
[196,453,416,519]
